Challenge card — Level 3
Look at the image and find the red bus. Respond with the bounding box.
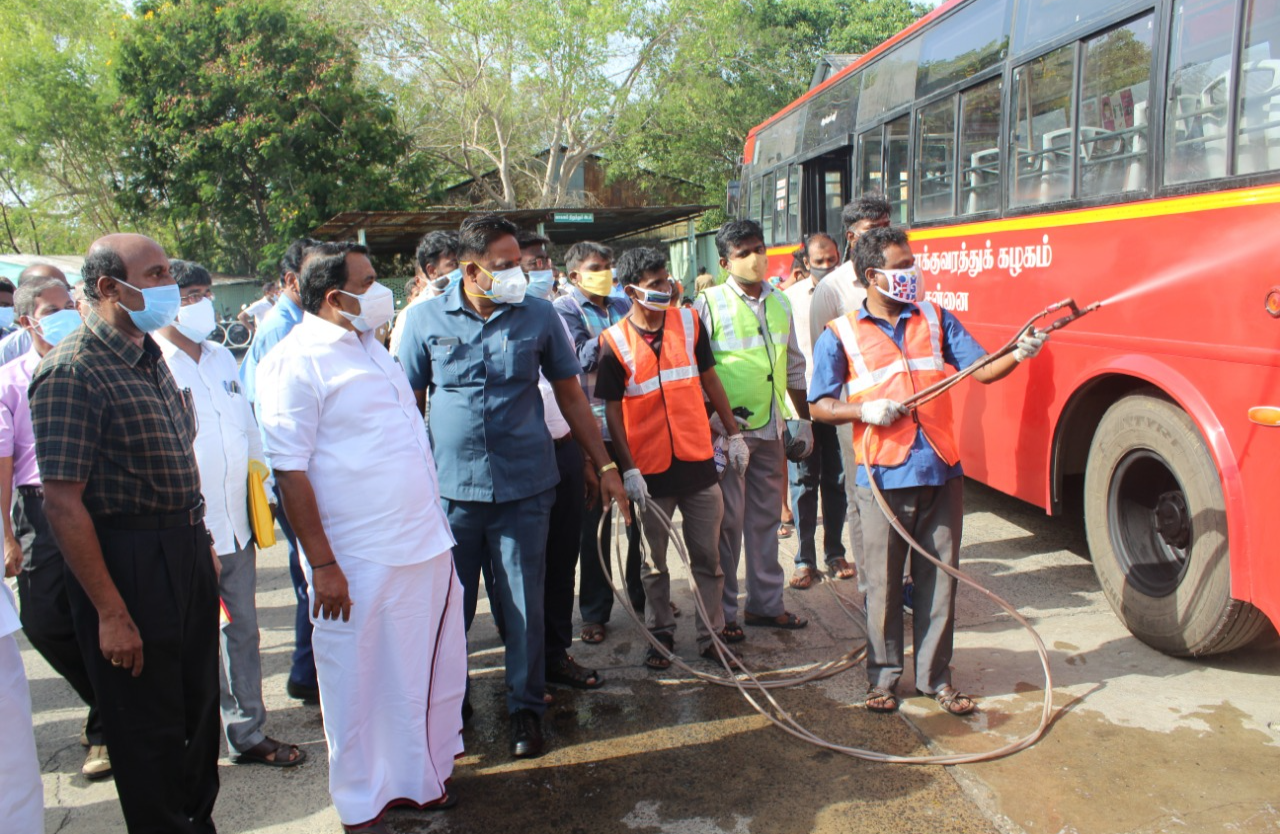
[735,0,1280,655]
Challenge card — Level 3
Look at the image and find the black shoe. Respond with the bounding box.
[286,679,320,704]
[509,709,544,759]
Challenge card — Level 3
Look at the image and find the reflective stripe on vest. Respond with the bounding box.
[703,284,795,431]
[828,300,960,468]
[601,308,713,474]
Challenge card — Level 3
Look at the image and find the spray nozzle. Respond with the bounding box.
[1040,297,1101,334]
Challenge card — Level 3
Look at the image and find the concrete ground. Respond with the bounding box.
[20,479,1280,834]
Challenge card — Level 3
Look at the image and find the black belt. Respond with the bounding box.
[98,500,205,531]
[17,485,43,498]
[554,434,573,448]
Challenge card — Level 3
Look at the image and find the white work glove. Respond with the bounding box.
[1014,327,1049,362]
[622,468,650,512]
[709,412,750,437]
[859,399,907,427]
[789,420,814,460]
[727,434,750,476]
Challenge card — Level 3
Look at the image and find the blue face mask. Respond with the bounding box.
[116,279,181,333]
[526,269,556,300]
[35,308,82,346]
[0,308,13,330]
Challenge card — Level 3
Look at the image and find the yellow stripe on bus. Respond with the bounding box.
[908,184,1280,241]
[767,244,802,256]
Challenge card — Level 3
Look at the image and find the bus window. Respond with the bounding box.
[771,172,787,246]
[960,77,1003,214]
[752,175,767,234]
[886,115,912,222]
[1014,0,1141,56]
[787,165,802,242]
[859,128,884,197]
[1236,0,1280,175]
[1165,0,1238,184]
[824,169,845,239]
[859,38,923,123]
[1010,44,1076,207]
[916,97,957,220]
[917,0,1013,98]
[1079,15,1155,197]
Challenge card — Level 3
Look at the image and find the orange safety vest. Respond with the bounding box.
[600,308,714,475]
[827,300,961,468]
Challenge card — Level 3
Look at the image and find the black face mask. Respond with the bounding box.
[808,265,834,282]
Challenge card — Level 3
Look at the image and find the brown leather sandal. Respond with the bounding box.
[928,685,976,716]
[789,567,819,589]
[865,687,899,713]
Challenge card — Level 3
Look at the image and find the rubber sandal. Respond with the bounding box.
[788,567,819,590]
[925,684,976,716]
[644,633,675,670]
[546,654,604,689]
[579,623,606,644]
[234,737,307,768]
[743,611,808,629]
[777,523,795,539]
[865,687,899,713]
[828,558,856,580]
[719,622,746,643]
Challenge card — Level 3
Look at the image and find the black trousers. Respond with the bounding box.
[545,438,585,664]
[13,490,102,744]
[66,520,221,834]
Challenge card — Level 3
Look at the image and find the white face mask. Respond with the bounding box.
[873,264,923,304]
[472,264,528,305]
[526,269,556,300]
[174,297,218,342]
[338,282,396,332]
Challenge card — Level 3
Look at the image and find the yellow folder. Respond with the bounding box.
[247,460,277,549]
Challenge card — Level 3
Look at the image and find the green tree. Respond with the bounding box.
[0,0,136,254]
[116,0,439,275]
[612,0,926,228]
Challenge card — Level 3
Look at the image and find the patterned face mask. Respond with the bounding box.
[873,264,923,304]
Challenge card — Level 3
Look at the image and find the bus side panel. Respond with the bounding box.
[915,187,1280,628]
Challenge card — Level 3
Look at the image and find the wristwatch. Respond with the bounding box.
[598,461,619,478]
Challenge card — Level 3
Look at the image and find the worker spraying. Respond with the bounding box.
[808,226,1048,717]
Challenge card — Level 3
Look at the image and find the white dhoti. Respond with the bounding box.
[1,584,43,834]
[307,552,466,826]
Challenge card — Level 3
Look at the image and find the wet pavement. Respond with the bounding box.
[21,479,1280,833]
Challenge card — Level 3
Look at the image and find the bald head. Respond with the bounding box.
[82,234,171,303]
[18,263,67,286]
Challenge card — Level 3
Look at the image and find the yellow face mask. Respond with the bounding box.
[578,268,614,297]
[728,252,769,284]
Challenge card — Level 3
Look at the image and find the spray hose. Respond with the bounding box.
[593,298,1101,764]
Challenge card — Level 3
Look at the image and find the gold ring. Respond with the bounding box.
[111,659,123,667]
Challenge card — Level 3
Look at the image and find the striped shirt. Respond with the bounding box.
[30,306,201,517]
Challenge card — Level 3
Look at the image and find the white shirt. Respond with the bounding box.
[539,315,576,439]
[784,277,821,386]
[245,297,274,326]
[256,314,455,567]
[155,334,266,556]
[388,291,430,358]
[808,261,867,349]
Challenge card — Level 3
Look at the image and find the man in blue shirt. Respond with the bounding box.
[398,215,628,759]
[552,242,644,645]
[239,237,319,704]
[809,226,1047,718]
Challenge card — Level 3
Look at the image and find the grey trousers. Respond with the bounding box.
[640,484,725,651]
[719,435,786,624]
[836,424,865,585]
[854,477,962,695]
[218,541,268,753]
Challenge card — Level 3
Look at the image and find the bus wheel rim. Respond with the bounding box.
[1106,449,1192,598]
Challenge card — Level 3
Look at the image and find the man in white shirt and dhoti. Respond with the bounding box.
[257,241,465,834]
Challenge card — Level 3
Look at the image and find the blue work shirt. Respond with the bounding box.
[397,281,583,503]
[240,294,305,404]
[807,301,986,490]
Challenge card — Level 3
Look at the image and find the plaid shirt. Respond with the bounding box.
[31,306,201,517]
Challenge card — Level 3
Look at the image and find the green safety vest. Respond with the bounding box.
[701,283,795,431]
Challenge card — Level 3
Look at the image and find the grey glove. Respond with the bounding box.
[859,399,907,427]
[1014,328,1049,362]
[622,468,650,512]
[727,434,750,476]
[710,412,750,437]
[785,419,814,461]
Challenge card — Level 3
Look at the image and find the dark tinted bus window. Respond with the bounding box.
[917,0,1013,98]
[1236,0,1280,174]
[1010,44,1076,206]
[960,77,1003,213]
[752,176,767,233]
[802,74,861,154]
[756,108,805,168]
[787,165,802,242]
[859,128,884,196]
[1014,0,1138,55]
[1166,0,1238,183]
[1079,15,1155,197]
[859,37,923,123]
[916,97,958,220]
[886,115,912,222]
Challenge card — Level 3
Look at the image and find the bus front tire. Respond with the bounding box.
[1083,390,1267,656]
